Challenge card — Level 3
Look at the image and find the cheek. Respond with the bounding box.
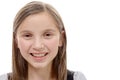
[17,39,31,54]
[46,38,60,52]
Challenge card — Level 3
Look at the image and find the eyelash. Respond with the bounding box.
[22,32,54,39]
[23,34,32,38]
[44,33,53,38]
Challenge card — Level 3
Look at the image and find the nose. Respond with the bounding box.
[32,38,45,51]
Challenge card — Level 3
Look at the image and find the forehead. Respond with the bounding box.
[18,12,59,32]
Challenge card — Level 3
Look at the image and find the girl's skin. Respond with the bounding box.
[16,12,63,80]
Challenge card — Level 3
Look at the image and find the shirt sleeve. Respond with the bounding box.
[73,72,87,80]
[0,74,8,80]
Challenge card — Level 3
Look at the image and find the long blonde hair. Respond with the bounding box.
[12,1,67,80]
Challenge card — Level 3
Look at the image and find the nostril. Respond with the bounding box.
[32,44,45,51]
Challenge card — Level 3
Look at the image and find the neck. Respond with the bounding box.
[28,64,56,80]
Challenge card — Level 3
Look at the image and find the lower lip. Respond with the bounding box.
[31,53,48,62]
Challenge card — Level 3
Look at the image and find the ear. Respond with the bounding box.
[59,31,64,47]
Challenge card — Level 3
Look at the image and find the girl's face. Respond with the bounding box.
[16,12,62,69]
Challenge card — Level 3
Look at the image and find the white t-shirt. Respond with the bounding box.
[0,72,86,80]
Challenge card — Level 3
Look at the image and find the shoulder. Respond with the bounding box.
[73,71,87,80]
[0,74,8,80]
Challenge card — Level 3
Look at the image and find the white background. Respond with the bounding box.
[0,0,120,80]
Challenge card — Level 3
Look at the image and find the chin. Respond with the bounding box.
[29,61,52,69]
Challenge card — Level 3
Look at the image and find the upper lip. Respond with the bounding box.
[30,52,48,54]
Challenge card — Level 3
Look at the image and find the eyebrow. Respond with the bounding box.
[43,29,57,32]
[19,30,33,34]
[19,29,57,34]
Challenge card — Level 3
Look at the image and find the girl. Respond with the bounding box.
[0,1,86,80]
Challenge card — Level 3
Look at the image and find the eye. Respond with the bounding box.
[23,33,32,39]
[45,33,51,36]
[44,32,53,39]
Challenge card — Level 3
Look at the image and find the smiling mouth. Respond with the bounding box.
[30,53,48,57]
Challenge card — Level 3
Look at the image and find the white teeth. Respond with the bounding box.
[32,53,46,57]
